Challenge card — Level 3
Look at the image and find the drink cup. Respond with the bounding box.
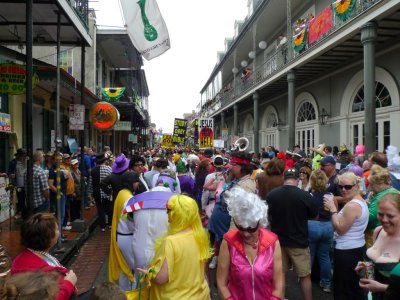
[323,193,334,211]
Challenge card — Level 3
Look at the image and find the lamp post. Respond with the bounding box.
[319,108,330,126]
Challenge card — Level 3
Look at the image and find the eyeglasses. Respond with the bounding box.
[234,220,259,233]
[338,184,355,190]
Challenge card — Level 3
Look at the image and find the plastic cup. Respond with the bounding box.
[323,193,334,211]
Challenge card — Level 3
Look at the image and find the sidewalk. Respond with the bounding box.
[0,206,99,264]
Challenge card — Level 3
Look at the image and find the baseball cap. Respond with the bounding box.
[320,156,336,165]
[284,168,299,180]
[62,153,71,160]
[71,159,79,165]
[213,155,224,167]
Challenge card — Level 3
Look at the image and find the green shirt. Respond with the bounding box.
[367,188,400,230]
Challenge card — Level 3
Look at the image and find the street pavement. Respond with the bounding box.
[71,229,334,300]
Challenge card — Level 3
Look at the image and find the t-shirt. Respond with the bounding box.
[326,173,342,196]
[267,184,318,248]
[48,167,67,195]
[149,231,210,300]
[310,191,331,221]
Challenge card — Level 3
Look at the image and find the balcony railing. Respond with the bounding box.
[67,0,89,30]
[200,0,383,117]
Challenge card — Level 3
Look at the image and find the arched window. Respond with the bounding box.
[266,113,278,128]
[297,101,316,122]
[352,81,392,112]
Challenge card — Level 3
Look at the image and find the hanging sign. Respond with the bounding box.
[172,118,188,145]
[113,121,132,131]
[0,63,39,94]
[69,104,85,130]
[102,87,126,102]
[89,101,120,130]
[308,6,332,45]
[198,118,214,149]
[0,113,11,133]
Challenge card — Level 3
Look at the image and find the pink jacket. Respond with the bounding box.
[224,228,278,300]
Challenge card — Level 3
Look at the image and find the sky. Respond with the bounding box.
[90,0,248,133]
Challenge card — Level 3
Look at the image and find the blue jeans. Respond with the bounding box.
[308,220,333,288]
[33,200,49,213]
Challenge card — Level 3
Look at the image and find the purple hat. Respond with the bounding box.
[112,154,130,174]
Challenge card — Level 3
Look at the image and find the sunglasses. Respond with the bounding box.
[338,184,355,190]
[234,220,259,233]
[300,171,308,175]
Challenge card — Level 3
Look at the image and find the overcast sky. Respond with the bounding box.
[90,0,248,133]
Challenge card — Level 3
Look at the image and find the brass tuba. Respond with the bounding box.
[233,137,249,152]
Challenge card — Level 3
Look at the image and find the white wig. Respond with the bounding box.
[225,187,269,228]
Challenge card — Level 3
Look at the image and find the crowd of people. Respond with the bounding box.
[1,141,400,299]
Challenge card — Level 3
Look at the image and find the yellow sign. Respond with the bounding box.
[0,63,39,94]
[161,134,174,148]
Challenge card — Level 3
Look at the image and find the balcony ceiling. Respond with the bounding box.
[0,0,92,46]
[97,27,142,70]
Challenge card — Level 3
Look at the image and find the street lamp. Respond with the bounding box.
[319,108,330,125]
[259,41,267,50]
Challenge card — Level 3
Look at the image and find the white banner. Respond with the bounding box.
[69,104,85,130]
[120,0,170,60]
[0,176,13,222]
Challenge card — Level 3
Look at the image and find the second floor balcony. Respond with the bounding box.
[200,0,397,118]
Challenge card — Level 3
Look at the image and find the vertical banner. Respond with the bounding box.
[120,0,170,60]
[0,113,11,133]
[221,128,229,141]
[198,118,214,149]
[172,118,188,145]
[0,176,13,222]
[69,104,85,130]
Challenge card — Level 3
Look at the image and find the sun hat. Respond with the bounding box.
[71,159,79,165]
[112,154,130,174]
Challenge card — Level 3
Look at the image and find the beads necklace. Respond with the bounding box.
[28,248,62,267]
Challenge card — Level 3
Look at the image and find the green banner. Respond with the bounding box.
[0,63,39,94]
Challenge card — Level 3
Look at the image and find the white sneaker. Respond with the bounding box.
[62,225,72,231]
[209,256,218,269]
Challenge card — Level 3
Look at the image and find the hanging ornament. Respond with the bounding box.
[293,26,308,53]
[332,0,356,21]
[101,87,125,102]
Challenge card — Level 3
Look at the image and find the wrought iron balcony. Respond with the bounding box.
[200,0,383,117]
[67,0,89,30]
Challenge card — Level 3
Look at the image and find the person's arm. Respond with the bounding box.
[272,240,284,299]
[48,178,57,194]
[153,259,169,285]
[326,201,361,235]
[217,240,232,300]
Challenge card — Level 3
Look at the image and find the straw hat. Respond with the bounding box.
[309,144,326,157]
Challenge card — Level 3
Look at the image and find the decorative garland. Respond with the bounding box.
[101,87,125,102]
[293,26,308,53]
[332,0,356,21]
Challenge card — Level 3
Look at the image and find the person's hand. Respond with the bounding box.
[323,195,336,212]
[359,278,387,293]
[137,267,148,274]
[65,270,77,286]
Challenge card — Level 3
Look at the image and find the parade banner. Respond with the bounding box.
[198,118,214,149]
[0,63,39,94]
[161,134,174,148]
[0,113,11,133]
[308,6,332,44]
[120,0,170,60]
[69,104,85,130]
[172,118,188,145]
[332,0,356,21]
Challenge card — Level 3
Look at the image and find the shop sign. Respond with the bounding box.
[69,104,85,130]
[198,118,214,149]
[114,121,131,131]
[128,134,137,143]
[0,63,39,94]
[89,101,119,130]
[0,113,11,133]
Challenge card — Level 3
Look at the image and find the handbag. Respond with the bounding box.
[125,273,150,300]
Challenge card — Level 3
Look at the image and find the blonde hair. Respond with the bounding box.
[154,195,212,262]
[310,169,328,193]
[225,187,269,228]
[378,192,400,213]
[368,165,392,186]
[1,271,59,300]
[338,171,361,186]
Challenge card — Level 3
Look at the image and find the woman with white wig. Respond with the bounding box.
[217,188,284,300]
